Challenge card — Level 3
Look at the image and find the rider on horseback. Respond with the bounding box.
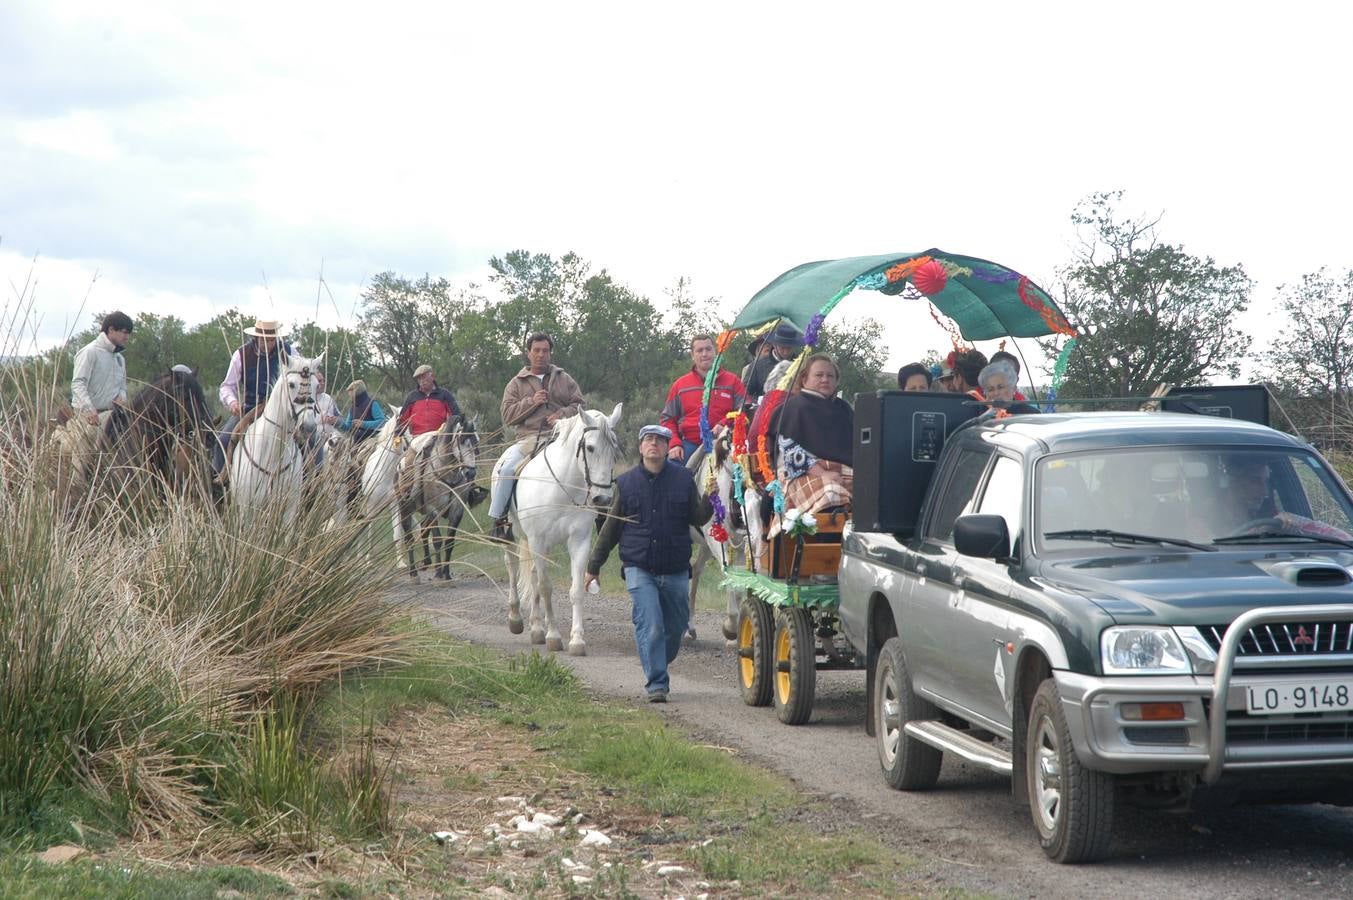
[489,332,584,541]
[71,310,133,426]
[212,317,294,481]
[396,364,461,437]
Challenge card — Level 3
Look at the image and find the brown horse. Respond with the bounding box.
[99,367,216,502]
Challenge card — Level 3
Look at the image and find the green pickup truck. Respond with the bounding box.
[838,397,1353,863]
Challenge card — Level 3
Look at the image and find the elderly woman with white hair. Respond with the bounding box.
[978,359,1040,415]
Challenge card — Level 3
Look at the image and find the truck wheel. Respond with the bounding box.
[737,596,774,707]
[1027,679,1115,863]
[773,607,816,725]
[874,636,942,789]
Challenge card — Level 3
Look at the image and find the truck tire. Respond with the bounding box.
[1027,678,1115,863]
[737,596,774,707]
[874,636,942,789]
[773,607,816,725]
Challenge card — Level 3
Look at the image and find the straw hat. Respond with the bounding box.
[243,317,288,337]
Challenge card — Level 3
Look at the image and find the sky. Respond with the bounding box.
[4,1,1352,381]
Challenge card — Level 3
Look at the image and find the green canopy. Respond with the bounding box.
[729,250,1072,341]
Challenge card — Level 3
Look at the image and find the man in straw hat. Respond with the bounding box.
[212,316,294,479]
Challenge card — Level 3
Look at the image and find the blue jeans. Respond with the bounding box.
[624,567,690,695]
[489,442,528,518]
[679,439,700,461]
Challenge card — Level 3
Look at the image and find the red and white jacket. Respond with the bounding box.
[660,367,747,448]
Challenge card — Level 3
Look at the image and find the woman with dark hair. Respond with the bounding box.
[339,379,387,443]
[897,362,930,391]
[776,352,854,514]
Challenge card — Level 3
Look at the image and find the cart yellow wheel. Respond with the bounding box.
[737,596,774,707]
[773,607,816,725]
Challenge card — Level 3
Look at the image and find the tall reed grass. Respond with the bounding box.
[0,356,410,853]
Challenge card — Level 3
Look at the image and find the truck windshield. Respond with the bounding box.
[1037,447,1353,550]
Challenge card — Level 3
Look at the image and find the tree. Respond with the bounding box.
[1041,192,1253,398]
[814,318,891,399]
[1260,268,1353,398]
[357,273,444,387]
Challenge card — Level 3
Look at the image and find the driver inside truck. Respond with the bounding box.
[1217,457,1277,529]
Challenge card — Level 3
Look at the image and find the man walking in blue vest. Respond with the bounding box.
[585,424,712,702]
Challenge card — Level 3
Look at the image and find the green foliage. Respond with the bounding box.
[1042,191,1253,398]
[1260,267,1353,398]
[0,857,292,898]
[814,318,892,399]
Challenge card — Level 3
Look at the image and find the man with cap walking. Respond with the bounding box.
[584,424,712,702]
[743,320,805,404]
[396,364,462,436]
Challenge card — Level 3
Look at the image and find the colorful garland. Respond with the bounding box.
[1045,338,1077,412]
[1017,275,1077,337]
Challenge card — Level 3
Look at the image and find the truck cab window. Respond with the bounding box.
[977,455,1023,547]
[930,447,993,542]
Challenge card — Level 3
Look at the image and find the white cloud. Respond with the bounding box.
[3,0,1351,384]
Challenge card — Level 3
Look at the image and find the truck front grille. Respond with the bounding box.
[1203,621,1353,656]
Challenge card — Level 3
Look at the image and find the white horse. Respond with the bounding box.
[688,432,747,645]
[228,352,323,517]
[357,406,403,521]
[499,404,622,656]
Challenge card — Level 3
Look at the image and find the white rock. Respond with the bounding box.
[431,831,459,844]
[657,865,688,876]
[496,795,526,805]
[571,875,594,885]
[579,829,613,847]
[531,812,563,827]
[571,812,586,825]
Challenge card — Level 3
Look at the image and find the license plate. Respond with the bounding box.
[1246,679,1353,715]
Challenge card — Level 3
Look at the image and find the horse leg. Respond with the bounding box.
[438,502,463,582]
[534,548,563,651]
[686,533,710,644]
[398,502,419,580]
[504,540,525,635]
[565,525,590,656]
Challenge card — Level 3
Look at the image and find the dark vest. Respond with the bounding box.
[616,461,695,576]
[239,341,290,411]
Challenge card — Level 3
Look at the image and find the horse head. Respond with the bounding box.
[280,352,324,439]
[436,414,480,485]
[570,402,622,509]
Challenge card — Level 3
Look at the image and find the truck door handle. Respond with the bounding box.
[913,561,927,576]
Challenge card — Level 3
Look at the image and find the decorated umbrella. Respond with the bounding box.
[701,250,1078,534]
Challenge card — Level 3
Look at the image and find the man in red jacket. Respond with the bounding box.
[396,364,461,435]
[660,334,746,463]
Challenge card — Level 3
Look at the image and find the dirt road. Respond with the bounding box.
[413,574,1353,898]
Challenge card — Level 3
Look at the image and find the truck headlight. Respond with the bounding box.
[1101,626,1192,675]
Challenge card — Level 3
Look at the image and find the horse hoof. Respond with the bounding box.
[568,643,587,657]
[546,637,564,652]
[508,617,524,635]
[683,628,697,644]
[725,638,738,650]
[530,629,546,645]
[721,617,738,642]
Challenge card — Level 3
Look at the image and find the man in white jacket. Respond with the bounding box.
[71,310,133,425]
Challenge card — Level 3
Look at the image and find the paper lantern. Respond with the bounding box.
[912,259,948,296]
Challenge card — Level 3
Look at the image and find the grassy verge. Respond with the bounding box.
[305,630,926,896]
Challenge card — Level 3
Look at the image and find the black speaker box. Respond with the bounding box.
[852,390,982,535]
[1162,384,1269,428]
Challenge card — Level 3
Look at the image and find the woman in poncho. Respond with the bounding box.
[775,353,854,515]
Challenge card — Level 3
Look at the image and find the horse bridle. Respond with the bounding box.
[243,369,317,476]
[539,422,615,508]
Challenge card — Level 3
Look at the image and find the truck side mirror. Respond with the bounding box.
[954,514,1011,561]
